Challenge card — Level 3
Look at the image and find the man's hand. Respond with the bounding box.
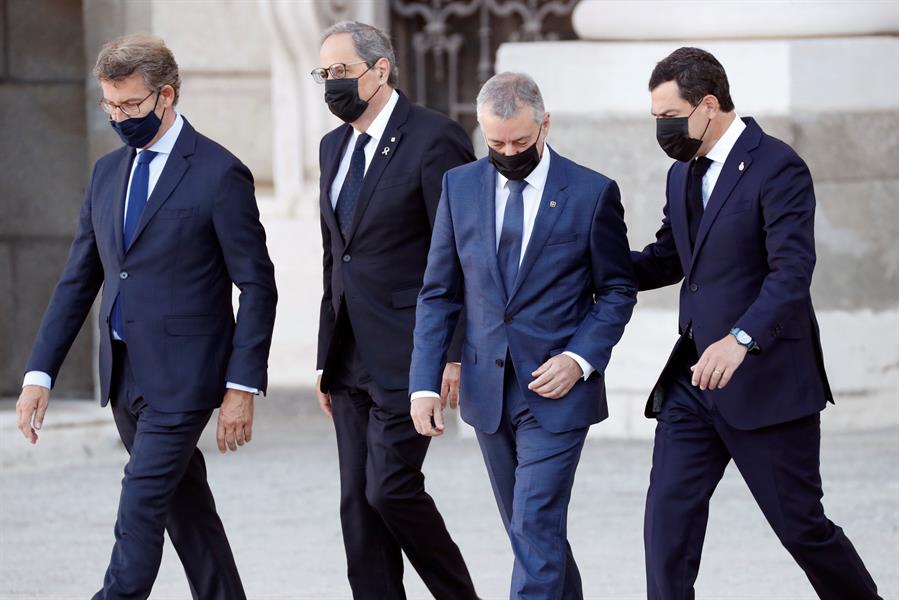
[315,374,332,417]
[528,354,583,399]
[16,385,50,444]
[217,389,254,453]
[691,334,748,391]
[441,363,461,409]
[411,396,445,437]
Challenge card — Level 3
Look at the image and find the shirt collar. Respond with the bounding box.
[705,114,746,164]
[353,89,399,145]
[497,143,553,192]
[138,111,183,157]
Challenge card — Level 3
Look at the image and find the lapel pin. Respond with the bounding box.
[390,136,396,143]
[382,146,390,156]
[549,200,557,208]
[738,161,745,172]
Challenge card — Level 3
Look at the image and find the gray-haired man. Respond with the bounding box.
[312,21,479,599]
[410,72,637,599]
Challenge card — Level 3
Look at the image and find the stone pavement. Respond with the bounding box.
[0,391,896,600]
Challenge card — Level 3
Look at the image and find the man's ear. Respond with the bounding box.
[160,84,175,108]
[376,58,391,84]
[703,94,721,118]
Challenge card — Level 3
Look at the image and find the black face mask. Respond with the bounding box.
[655,103,711,162]
[488,131,543,181]
[324,65,382,123]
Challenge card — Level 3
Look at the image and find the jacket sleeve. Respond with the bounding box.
[565,180,638,375]
[25,163,104,384]
[213,160,278,393]
[421,119,475,363]
[733,154,817,350]
[630,163,684,291]
[410,172,465,393]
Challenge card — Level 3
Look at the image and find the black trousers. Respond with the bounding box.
[93,341,246,600]
[329,328,477,600]
[644,340,880,600]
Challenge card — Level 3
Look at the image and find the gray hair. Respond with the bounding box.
[321,21,398,87]
[476,72,545,124]
[93,33,181,105]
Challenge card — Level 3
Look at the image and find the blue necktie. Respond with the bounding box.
[497,179,527,296]
[335,133,371,239]
[111,150,158,340]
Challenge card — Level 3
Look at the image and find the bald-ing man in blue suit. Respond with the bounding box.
[410,72,637,600]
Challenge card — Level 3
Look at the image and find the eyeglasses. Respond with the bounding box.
[99,89,159,118]
[310,61,370,84]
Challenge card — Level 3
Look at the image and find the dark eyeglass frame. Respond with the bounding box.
[99,89,159,119]
[310,61,371,84]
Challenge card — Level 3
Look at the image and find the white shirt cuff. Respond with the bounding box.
[411,390,440,403]
[23,371,52,390]
[226,382,260,395]
[562,351,594,381]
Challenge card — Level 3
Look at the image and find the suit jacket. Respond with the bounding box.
[317,92,475,393]
[25,118,278,412]
[410,149,638,434]
[633,117,833,430]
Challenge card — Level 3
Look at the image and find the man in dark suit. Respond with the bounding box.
[313,21,478,599]
[410,72,637,600]
[634,47,880,599]
[15,34,277,600]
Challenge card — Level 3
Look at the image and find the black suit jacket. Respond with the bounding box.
[317,92,475,392]
[25,118,278,412]
[633,117,832,430]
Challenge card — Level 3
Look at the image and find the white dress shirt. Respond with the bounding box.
[315,90,401,384]
[24,113,259,396]
[329,89,399,207]
[410,145,593,402]
[701,114,746,207]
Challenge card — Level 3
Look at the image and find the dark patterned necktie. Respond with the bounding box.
[497,179,527,296]
[335,133,371,239]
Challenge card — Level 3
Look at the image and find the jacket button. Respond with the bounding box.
[495,358,504,368]
[689,283,699,292]
[120,272,129,280]
[504,314,513,324]
[342,255,351,263]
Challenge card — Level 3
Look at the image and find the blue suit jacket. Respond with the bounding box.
[633,117,833,430]
[25,118,278,412]
[410,149,638,434]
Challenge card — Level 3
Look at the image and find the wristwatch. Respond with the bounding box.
[730,327,759,354]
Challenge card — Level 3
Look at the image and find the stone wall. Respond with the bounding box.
[1,0,92,398]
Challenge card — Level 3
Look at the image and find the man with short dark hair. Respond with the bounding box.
[634,46,880,599]
[313,21,478,600]
[16,33,277,599]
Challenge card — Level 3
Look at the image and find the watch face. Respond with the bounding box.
[736,331,751,344]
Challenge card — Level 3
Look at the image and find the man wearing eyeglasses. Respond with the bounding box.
[313,21,478,600]
[15,33,277,599]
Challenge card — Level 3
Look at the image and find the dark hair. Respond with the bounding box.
[648,47,734,112]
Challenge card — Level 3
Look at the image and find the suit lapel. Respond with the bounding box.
[343,94,411,248]
[126,119,197,253]
[507,151,568,304]
[689,119,760,271]
[477,162,507,303]
[113,147,136,262]
[320,125,352,243]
